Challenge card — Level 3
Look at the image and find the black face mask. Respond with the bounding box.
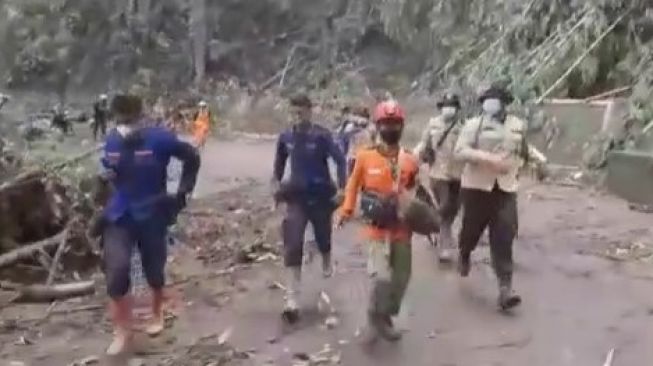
[379,129,402,145]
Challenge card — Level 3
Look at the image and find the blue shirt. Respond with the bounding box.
[102,126,199,222]
[273,122,346,198]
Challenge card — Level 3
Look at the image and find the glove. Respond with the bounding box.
[175,191,189,211]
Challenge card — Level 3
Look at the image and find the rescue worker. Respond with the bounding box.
[100,94,200,355]
[413,92,464,262]
[343,106,376,176]
[191,100,211,148]
[336,100,419,342]
[93,94,110,141]
[272,94,347,322]
[454,84,547,311]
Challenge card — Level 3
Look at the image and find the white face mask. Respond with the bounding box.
[116,124,133,137]
[440,106,457,119]
[482,98,503,116]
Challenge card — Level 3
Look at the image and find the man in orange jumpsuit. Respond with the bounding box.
[336,100,419,342]
[192,100,211,148]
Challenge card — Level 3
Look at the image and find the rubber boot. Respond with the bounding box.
[458,251,471,277]
[106,296,133,356]
[145,288,165,336]
[282,267,301,323]
[321,252,333,278]
[378,315,402,342]
[438,222,454,263]
[497,277,521,311]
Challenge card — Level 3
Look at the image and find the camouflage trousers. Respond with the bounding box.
[366,239,412,316]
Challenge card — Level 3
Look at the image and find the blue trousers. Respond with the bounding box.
[282,201,333,267]
[103,216,168,298]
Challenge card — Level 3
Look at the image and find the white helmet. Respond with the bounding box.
[198,100,207,107]
[99,94,108,101]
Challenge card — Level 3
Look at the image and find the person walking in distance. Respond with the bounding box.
[413,92,464,263]
[100,94,200,355]
[192,100,211,149]
[454,83,547,311]
[271,94,347,322]
[336,100,419,342]
[93,94,110,141]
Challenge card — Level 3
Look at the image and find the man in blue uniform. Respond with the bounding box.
[100,94,200,355]
[272,94,347,321]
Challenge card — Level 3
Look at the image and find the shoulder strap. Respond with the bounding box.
[472,116,484,149]
[435,120,458,148]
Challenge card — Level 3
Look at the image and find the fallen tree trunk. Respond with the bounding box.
[0,228,69,269]
[0,280,95,303]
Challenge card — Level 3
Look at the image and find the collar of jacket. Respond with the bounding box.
[292,121,314,132]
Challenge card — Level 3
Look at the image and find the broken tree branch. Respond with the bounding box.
[0,280,95,303]
[46,228,71,285]
[583,86,631,102]
[279,44,299,88]
[0,227,69,269]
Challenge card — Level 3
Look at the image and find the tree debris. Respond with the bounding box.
[0,228,70,269]
[0,280,95,303]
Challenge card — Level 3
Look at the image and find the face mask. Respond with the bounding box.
[116,124,133,137]
[378,127,402,145]
[440,106,458,120]
[482,98,503,116]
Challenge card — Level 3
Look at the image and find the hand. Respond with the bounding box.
[334,213,349,229]
[483,153,512,174]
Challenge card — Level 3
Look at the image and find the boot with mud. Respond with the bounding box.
[145,288,165,336]
[106,296,133,356]
[378,315,402,341]
[497,278,521,311]
[281,267,301,324]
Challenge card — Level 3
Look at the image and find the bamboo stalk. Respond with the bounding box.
[526,12,591,83]
[536,11,629,104]
[460,0,537,75]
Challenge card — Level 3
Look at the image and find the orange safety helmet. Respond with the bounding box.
[373,100,405,124]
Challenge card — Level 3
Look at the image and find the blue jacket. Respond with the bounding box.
[273,122,346,199]
[102,125,200,223]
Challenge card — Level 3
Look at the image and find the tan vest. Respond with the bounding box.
[415,116,464,181]
[454,114,528,192]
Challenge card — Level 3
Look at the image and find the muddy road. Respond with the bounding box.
[2,138,653,366]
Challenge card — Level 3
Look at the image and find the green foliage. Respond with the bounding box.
[375,0,650,103]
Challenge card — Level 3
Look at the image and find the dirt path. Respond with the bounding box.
[3,138,653,365]
[186,139,653,366]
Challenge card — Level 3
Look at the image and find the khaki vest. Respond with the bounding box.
[454,114,528,192]
[414,116,464,181]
